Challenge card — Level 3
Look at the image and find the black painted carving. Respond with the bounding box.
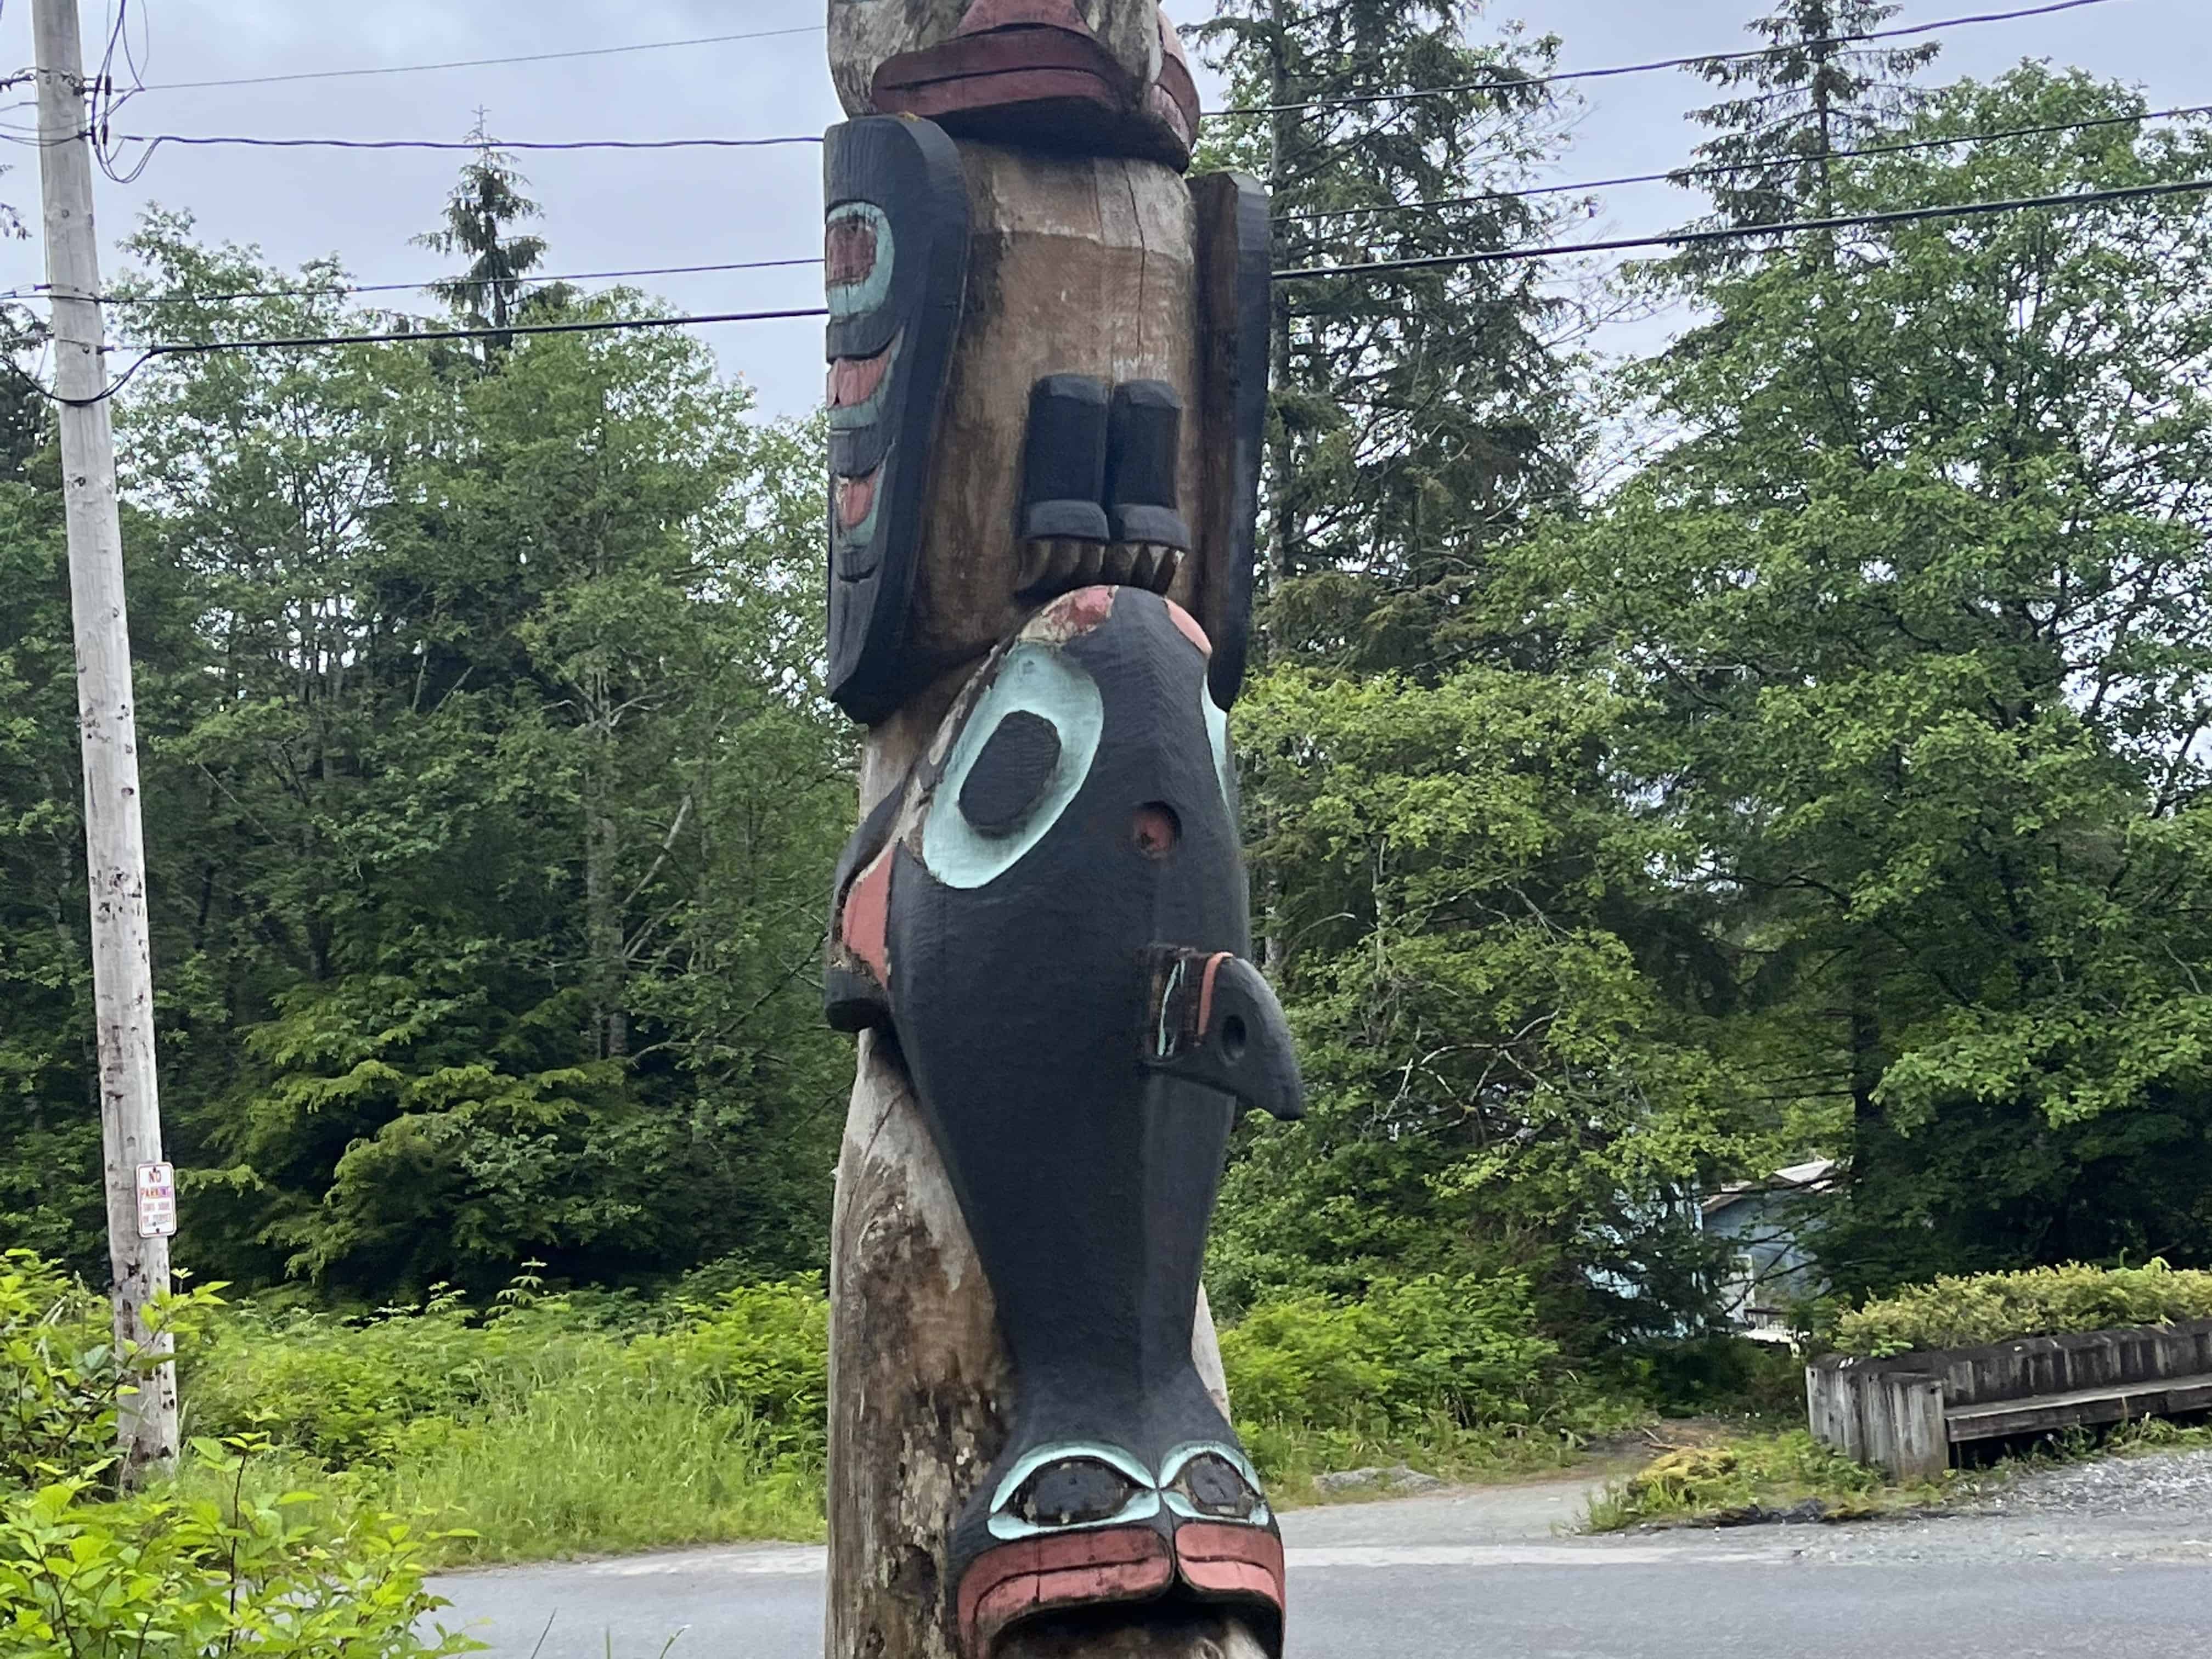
[1105,380,1191,552]
[825,115,971,725]
[1192,170,1273,711]
[826,585,1302,1655]
[1020,374,1113,543]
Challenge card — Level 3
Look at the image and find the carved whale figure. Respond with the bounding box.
[826,585,1301,1655]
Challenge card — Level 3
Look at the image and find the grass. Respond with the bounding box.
[1243,1403,1646,1508]
[1581,1427,1953,1532]
[1582,1410,2212,1534]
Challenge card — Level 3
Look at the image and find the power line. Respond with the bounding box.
[97,131,824,160]
[1222,0,2127,119]
[52,0,2126,167]
[7,97,2179,310]
[1274,174,2212,283]
[1277,100,2212,225]
[30,306,833,408]
[24,174,2202,403]
[68,255,825,307]
[132,24,827,93]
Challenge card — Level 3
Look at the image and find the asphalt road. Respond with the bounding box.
[429,1451,2212,1658]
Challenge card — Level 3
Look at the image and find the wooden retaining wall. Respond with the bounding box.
[1807,1317,2212,1483]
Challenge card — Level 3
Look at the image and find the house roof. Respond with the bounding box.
[1701,1156,1837,1215]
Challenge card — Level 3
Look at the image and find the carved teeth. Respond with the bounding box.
[1019,537,1092,595]
[1018,540,1184,600]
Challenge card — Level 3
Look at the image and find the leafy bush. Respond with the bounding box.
[1,1446,477,1658]
[1835,1261,2212,1358]
[1610,1335,1808,1419]
[1218,1273,1560,1429]
[2,1253,470,1657]
[2,1252,121,1488]
[176,1271,831,1558]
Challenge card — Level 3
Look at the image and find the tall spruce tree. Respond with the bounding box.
[1195,1,1584,675]
[413,115,574,357]
[1673,1,1936,259]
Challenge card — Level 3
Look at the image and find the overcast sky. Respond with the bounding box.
[1,1,2204,419]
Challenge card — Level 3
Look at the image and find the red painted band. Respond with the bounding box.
[956,0,1098,37]
[958,1528,1175,1654]
[840,850,892,985]
[1196,952,1231,1037]
[829,343,895,411]
[835,468,881,531]
[824,217,878,287]
[1172,1522,1286,1611]
[1165,599,1212,657]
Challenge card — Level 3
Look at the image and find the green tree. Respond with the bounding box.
[412,115,574,356]
[1195,1,1585,674]
[1674,0,1936,248]
[1544,68,2212,1292]
[7,201,852,1299]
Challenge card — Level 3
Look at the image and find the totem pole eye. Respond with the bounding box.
[921,642,1103,888]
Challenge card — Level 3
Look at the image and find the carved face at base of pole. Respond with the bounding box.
[827,587,1302,1655]
[828,1,1201,170]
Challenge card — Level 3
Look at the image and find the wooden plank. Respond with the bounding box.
[1945,1372,2212,1443]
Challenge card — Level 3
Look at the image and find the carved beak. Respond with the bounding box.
[1144,948,1305,1122]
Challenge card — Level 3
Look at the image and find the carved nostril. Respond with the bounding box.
[1132,802,1180,859]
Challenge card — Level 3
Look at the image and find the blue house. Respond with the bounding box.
[1702,1158,1835,1342]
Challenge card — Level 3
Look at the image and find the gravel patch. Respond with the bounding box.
[1780,1447,2212,1567]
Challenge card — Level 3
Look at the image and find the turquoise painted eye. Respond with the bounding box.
[921,644,1103,888]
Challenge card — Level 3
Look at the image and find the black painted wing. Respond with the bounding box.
[824,116,970,725]
[1191,171,1271,712]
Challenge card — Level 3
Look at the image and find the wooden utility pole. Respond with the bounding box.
[32,0,179,1486]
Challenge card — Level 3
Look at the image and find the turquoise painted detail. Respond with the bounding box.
[1154,957,1187,1059]
[827,330,902,431]
[1204,686,1235,811]
[826,202,895,319]
[1158,1440,1272,1527]
[921,643,1104,889]
[985,1442,1164,1542]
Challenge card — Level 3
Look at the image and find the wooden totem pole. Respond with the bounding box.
[817,5,1294,1656]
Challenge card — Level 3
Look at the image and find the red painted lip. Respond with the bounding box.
[957,1527,1176,1655]
[1175,1520,1287,1613]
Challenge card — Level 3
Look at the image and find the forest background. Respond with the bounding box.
[8,0,2212,1378]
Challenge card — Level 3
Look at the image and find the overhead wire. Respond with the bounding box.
[38,0,2126,174]
[41,98,2200,311]
[66,255,826,308]
[1273,175,2212,282]
[132,24,826,93]
[17,172,2207,409]
[1220,0,2130,119]
[25,307,833,408]
[1276,99,2212,225]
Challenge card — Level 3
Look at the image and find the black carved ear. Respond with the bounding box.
[825,784,905,1034]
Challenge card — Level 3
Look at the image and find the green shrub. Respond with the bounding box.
[1612,1335,1807,1418]
[174,1271,831,1559]
[1,1445,476,1658]
[1836,1261,2212,1357]
[1218,1273,1560,1429]
[2,1253,470,1657]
